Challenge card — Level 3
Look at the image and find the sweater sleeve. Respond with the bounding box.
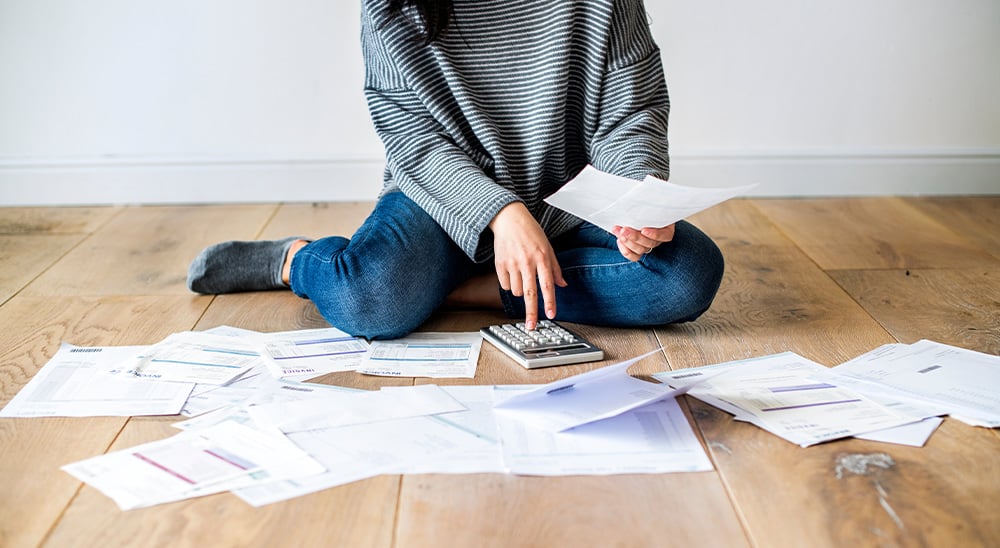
[589,0,672,182]
[362,5,519,262]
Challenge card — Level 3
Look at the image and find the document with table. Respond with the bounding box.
[61,420,324,510]
[653,352,941,447]
[0,343,193,417]
[834,339,1000,427]
[357,332,483,378]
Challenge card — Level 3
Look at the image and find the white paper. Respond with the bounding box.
[232,430,385,507]
[179,364,275,417]
[835,340,1000,427]
[248,384,466,434]
[174,378,364,432]
[358,332,483,378]
[854,417,944,447]
[417,385,506,474]
[62,420,323,510]
[654,352,925,447]
[174,405,253,432]
[494,349,696,432]
[235,409,497,506]
[494,386,712,475]
[544,165,756,233]
[262,327,369,378]
[114,331,271,385]
[0,343,192,417]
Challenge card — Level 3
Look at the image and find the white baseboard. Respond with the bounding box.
[1,151,998,206]
[0,159,387,206]
[673,150,1000,196]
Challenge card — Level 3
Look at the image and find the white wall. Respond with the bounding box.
[1,0,998,205]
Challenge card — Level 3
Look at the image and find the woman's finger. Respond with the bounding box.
[520,267,539,329]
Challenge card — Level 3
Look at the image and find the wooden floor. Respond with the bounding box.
[1,197,998,547]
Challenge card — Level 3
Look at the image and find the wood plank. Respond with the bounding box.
[260,201,376,240]
[44,416,400,548]
[660,200,894,367]
[657,200,999,546]
[0,206,121,303]
[396,473,747,548]
[0,295,209,548]
[23,205,277,296]
[904,196,1000,260]
[197,290,331,333]
[830,269,1000,354]
[0,206,120,235]
[752,197,1000,270]
[0,234,83,304]
[1,417,125,548]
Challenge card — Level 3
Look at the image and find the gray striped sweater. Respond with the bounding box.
[362,0,671,261]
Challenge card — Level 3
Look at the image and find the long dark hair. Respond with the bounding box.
[387,0,454,43]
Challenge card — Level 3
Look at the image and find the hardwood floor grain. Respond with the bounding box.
[830,268,1000,354]
[752,197,1000,270]
[0,206,120,235]
[23,205,277,296]
[904,196,1000,260]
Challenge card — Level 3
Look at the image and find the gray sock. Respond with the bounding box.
[187,237,303,294]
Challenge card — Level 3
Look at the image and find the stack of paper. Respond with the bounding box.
[113,331,270,385]
[235,351,714,506]
[5,326,998,511]
[50,350,714,509]
[494,386,712,476]
[1,326,493,423]
[62,420,324,510]
[0,344,193,417]
[834,340,1000,427]
[653,352,940,447]
[493,349,697,432]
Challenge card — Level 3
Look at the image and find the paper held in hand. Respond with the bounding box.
[544,165,757,233]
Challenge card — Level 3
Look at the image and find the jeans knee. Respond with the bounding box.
[675,237,725,322]
[291,192,467,339]
[641,225,724,325]
[314,279,439,340]
[328,310,422,340]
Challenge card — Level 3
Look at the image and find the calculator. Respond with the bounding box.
[480,320,604,369]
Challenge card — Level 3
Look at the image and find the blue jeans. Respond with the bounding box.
[289,191,724,339]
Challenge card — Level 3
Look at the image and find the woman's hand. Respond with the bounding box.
[490,202,567,329]
[614,224,676,262]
